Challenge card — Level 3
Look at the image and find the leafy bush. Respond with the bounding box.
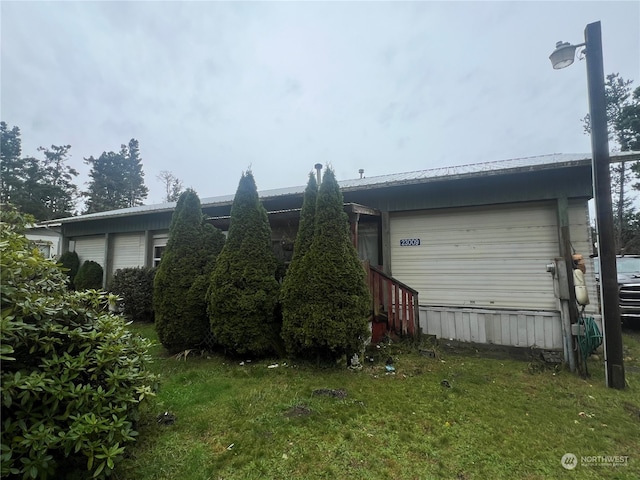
[58,251,80,289]
[154,190,225,352]
[110,267,157,322]
[0,207,157,480]
[208,171,281,356]
[74,260,104,290]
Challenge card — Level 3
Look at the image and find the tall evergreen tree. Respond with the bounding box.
[0,122,25,206]
[280,172,318,355]
[208,171,281,356]
[14,156,50,220]
[298,167,371,362]
[121,139,149,207]
[16,147,79,220]
[623,86,640,162]
[583,74,640,253]
[84,151,126,213]
[154,189,225,352]
[36,145,78,219]
[0,124,78,220]
[84,138,148,213]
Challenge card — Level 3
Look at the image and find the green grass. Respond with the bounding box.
[115,324,640,480]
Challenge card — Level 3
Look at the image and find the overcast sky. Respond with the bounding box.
[2,1,639,205]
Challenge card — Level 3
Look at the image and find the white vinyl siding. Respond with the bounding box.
[424,308,562,348]
[25,229,61,259]
[73,236,105,267]
[111,233,146,273]
[390,202,559,312]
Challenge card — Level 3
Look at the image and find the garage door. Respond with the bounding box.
[111,233,146,273]
[73,236,106,267]
[390,202,559,311]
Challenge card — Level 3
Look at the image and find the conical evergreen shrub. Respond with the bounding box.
[208,171,280,356]
[280,172,318,355]
[58,251,80,289]
[154,189,225,352]
[74,260,103,290]
[299,167,371,361]
[190,223,226,345]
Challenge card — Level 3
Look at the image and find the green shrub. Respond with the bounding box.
[58,250,80,289]
[296,167,371,362]
[74,260,104,290]
[110,267,157,322]
[208,171,281,356]
[0,207,157,480]
[281,172,318,356]
[154,190,225,352]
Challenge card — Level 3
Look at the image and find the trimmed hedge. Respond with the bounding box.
[110,267,157,322]
[74,260,104,290]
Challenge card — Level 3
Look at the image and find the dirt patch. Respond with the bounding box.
[312,388,347,399]
[284,404,313,418]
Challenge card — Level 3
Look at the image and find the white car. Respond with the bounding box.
[594,255,640,325]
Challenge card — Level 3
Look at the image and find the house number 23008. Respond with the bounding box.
[399,238,421,246]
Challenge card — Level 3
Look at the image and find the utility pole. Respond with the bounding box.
[585,21,625,389]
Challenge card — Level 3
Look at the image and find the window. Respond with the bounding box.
[153,245,166,267]
[36,242,51,258]
[617,257,640,274]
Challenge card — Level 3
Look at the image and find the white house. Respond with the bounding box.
[41,152,640,358]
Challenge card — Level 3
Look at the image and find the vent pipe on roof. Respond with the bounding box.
[359,168,364,179]
[314,163,323,184]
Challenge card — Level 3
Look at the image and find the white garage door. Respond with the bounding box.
[390,202,559,311]
[111,233,146,273]
[73,236,106,267]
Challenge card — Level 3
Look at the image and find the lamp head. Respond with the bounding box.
[549,41,577,69]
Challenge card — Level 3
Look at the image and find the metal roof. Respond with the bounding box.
[42,151,639,225]
[340,153,592,189]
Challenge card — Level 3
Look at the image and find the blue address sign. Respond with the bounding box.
[399,238,421,246]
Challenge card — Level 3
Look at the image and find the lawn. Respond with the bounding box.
[115,324,640,480]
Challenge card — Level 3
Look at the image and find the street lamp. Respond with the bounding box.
[549,41,585,69]
[550,21,625,389]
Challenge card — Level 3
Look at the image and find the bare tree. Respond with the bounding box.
[157,170,184,203]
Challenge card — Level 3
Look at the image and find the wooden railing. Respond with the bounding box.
[365,262,419,339]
